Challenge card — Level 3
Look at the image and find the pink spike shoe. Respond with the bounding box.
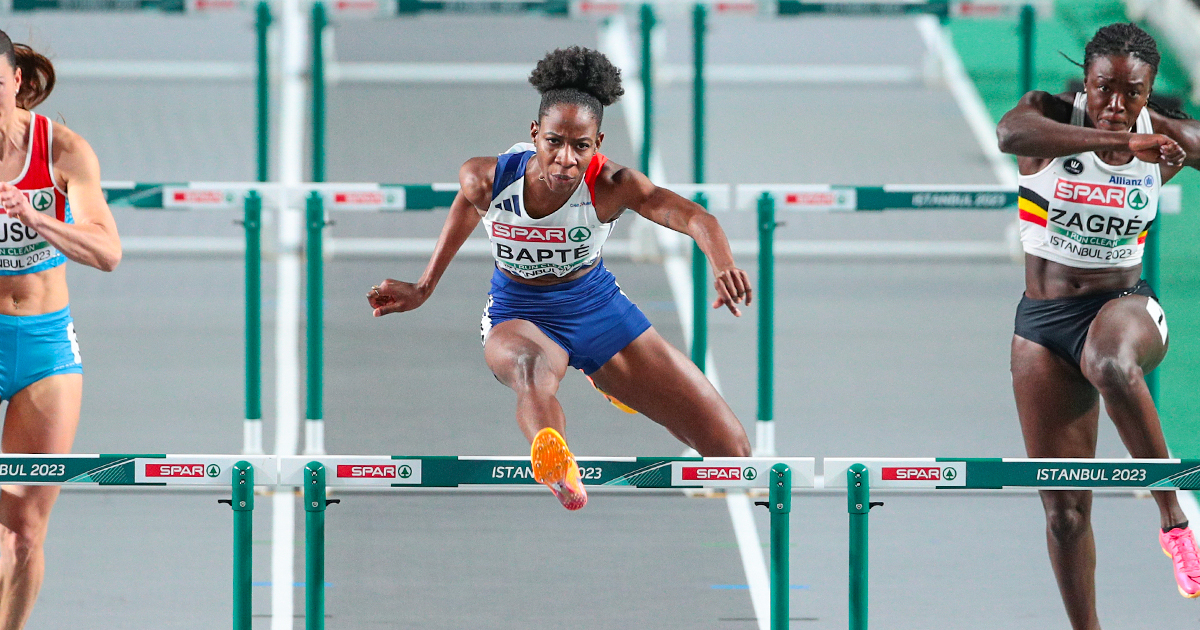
[530,428,587,511]
[1160,526,1200,598]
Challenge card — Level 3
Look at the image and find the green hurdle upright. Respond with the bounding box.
[286,455,812,629]
[828,457,1200,629]
[0,454,270,629]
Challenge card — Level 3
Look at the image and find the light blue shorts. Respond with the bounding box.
[0,306,82,401]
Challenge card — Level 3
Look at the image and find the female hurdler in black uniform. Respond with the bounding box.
[997,22,1200,628]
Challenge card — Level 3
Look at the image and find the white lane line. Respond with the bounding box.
[598,16,770,630]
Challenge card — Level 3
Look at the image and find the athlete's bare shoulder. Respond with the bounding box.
[591,158,653,222]
[1039,91,1077,124]
[47,120,100,188]
[459,156,497,211]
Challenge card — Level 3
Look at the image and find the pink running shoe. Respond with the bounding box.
[530,428,587,511]
[1160,526,1200,598]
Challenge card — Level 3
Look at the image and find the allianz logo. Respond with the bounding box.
[1109,175,1153,187]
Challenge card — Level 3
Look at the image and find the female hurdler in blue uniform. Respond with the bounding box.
[369,47,752,510]
[0,31,121,628]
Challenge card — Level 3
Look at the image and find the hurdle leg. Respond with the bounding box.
[848,464,870,630]
[304,461,332,630]
[768,463,792,630]
[230,461,255,630]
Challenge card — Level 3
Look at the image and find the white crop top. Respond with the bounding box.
[1017,92,1160,269]
[482,143,615,279]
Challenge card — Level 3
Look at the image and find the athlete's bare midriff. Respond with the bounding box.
[1023,254,1143,300]
[0,111,69,316]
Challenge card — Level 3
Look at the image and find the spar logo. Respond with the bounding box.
[681,466,751,481]
[1127,188,1149,210]
[568,227,591,243]
[29,191,52,212]
[1053,180,1126,208]
[146,463,221,478]
[336,464,413,479]
[172,190,233,205]
[881,466,956,481]
[491,224,566,243]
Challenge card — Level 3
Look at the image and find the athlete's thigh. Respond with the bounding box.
[0,373,82,529]
[1012,336,1099,458]
[1080,294,1167,375]
[590,327,748,456]
[483,319,569,389]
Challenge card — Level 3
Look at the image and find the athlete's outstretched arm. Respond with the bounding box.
[996,90,1185,165]
[369,160,487,317]
[0,127,121,272]
[602,165,751,316]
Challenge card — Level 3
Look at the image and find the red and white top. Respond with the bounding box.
[1017,93,1160,269]
[0,113,72,275]
[482,143,615,280]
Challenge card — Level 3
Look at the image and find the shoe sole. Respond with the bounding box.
[1162,546,1200,598]
[531,428,571,485]
[530,428,587,510]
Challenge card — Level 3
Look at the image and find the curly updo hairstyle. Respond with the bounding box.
[528,46,624,129]
[0,30,55,110]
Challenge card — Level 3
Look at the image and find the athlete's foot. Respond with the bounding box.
[530,427,588,510]
[584,374,637,414]
[1160,526,1200,598]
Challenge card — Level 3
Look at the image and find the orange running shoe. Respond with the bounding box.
[584,374,637,414]
[530,427,588,511]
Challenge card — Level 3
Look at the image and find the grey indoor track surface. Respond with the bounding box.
[3,11,1196,630]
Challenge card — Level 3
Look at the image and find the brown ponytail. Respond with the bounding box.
[0,30,55,110]
[12,44,54,110]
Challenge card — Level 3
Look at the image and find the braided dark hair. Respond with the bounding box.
[1076,23,1191,120]
[1083,22,1160,73]
[528,47,624,128]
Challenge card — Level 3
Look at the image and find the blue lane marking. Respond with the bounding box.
[710,585,810,590]
[252,582,334,588]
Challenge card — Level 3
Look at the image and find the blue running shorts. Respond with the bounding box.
[480,260,653,374]
[0,306,83,401]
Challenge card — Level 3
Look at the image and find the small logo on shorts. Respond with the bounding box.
[1063,158,1084,175]
[568,227,591,242]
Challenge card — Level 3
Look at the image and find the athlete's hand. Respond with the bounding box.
[712,267,752,316]
[0,183,40,226]
[367,279,428,317]
[1129,134,1186,167]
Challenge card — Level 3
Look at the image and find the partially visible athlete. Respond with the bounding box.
[369,46,751,510]
[0,31,121,629]
[997,22,1200,627]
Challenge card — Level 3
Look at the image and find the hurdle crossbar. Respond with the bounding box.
[0,454,273,630]
[282,455,812,630]
[827,457,1200,630]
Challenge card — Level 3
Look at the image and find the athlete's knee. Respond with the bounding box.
[0,522,46,563]
[509,348,558,393]
[1043,495,1091,544]
[1081,353,1143,399]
